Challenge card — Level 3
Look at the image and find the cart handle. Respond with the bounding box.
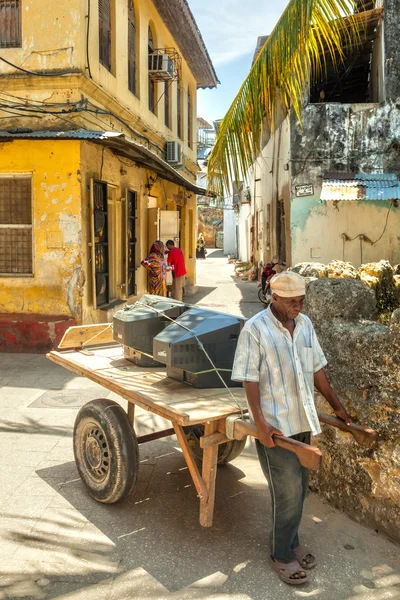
[318,412,377,448]
[207,418,322,471]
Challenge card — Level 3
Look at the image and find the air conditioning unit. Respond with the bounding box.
[166,141,182,165]
[148,53,174,80]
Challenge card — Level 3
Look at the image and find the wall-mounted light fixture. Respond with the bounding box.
[145,174,157,194]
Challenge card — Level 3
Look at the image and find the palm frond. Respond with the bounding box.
[207,0,374,196]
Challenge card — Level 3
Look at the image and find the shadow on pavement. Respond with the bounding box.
[2,442,272,599]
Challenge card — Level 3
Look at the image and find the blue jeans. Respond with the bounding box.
[256,431,311,562]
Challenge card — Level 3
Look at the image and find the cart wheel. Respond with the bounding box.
[73,398,139,503]
[184,425,247,465]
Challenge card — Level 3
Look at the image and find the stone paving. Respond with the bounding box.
[0,250,399,599]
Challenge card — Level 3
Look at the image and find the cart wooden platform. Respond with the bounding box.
[48,325,376,528]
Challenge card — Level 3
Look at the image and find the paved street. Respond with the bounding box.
[0,250,399,600]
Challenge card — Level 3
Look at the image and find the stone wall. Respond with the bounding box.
[303,278,400,541]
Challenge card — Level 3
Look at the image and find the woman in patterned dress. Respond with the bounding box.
[141,240,169,296]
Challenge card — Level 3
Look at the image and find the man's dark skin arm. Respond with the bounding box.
[244,382,283,448]
[244,371,351,449]
[314,368,351,425]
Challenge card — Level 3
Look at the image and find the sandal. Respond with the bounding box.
[294,546,317,570]
[272,559,308,585]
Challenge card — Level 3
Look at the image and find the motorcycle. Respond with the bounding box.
[258,262,279,305]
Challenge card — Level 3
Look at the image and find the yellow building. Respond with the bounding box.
[0,0,218,350]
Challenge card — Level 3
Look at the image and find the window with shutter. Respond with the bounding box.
[125,190,137,298]
[128,1,136,96]
[177,79,182,139]
[91,180,110,308]
[99,0,112,71]
[0,0,21,48]
[148,25,156,114]
[187,89,192,148]
[0,176,32,275]
[164,82,171,129]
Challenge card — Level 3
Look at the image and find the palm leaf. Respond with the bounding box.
[207,0,373,196]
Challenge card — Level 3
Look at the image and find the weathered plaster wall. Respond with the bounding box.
[290,102,400,267]
[0,0,198,170]
[223,202,237,256]
[80,141,196,324]
[249,115,291,267]
[0,139,82,318]
[238,202,251,263]
[304,278,400,541]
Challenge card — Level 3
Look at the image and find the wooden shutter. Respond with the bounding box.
[164,82,170,128]
[177,80,182,139]
[128,2,136,95]
[123,189,137,299]
[187,89,192,148]
[99,0,111,71]
[0,0,21,48]
[90,179,110,309]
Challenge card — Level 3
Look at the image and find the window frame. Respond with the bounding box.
[177,79,182,139]
[127,0,137,97]
[90,178,132,310]
[99,0,112,73]
[148,24,157,114]
[187,87,192,149]
[0,173,33,278]
[0,0,22,49]
[164,81,171,129]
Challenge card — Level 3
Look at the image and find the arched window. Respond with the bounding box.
[187,88,192,148]
[128,1,137,95]
[99,0,112,71]
[148,25,156,113]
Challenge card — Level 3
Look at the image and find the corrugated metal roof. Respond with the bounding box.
[0,129,123,140]
[321,173,400,201]
[0,129,210,196]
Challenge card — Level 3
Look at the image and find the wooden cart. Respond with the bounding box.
[48,325,376,528]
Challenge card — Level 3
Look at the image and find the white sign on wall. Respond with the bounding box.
[295,184,314,197]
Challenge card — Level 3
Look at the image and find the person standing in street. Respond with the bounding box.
[166,240,187,301]
[232,271,351,586]
[141,240,169,297]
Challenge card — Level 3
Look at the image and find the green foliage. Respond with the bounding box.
[208,0,372,195]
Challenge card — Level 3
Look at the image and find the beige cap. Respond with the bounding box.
[270,272,306,298]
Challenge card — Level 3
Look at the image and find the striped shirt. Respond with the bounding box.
[231,306,327,437]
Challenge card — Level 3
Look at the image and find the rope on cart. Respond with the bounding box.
[131,300,245,419]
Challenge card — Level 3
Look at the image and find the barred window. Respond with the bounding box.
[0,0,21,48]
[0,176,33,275]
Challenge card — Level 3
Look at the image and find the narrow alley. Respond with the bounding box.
[0,254,398,600]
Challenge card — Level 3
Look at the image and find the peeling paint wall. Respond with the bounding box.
[80,141,197,324]
[0,0,198,172]
[290,101,400,267]
[249,116,291,268]
[0,139,82,319]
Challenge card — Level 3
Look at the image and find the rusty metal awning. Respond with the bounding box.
[321,173,400,202]
[0,129,211,196]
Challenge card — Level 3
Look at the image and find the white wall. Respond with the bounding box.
[223,198,237,255]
